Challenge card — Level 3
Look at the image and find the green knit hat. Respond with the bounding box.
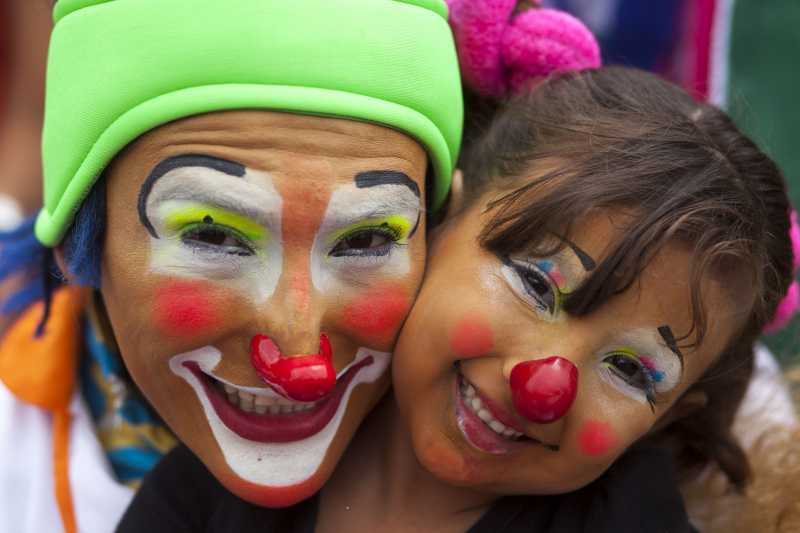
[36,0,463,246]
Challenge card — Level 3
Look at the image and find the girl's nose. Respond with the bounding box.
[509,356,578,424]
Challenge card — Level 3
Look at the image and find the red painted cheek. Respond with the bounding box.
[341,285,412,346]
[449,313,494,358]
[154,280,220,337]
[578,420,617,457]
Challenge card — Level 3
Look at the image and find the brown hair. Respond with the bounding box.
[459,67,794,489]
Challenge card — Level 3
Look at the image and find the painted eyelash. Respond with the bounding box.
[603,350,661,413]
[506,258,564,316]
[329,223,406,259]
[179,220,256,256]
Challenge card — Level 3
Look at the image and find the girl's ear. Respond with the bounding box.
[651,389,708,433]
[53,246,78,286]
[444,169,466,219]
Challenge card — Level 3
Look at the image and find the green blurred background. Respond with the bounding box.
[728,0,800,367]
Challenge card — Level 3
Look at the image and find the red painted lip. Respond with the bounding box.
[185,356,373,443]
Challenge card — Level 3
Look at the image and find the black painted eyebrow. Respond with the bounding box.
[137,154,246,238]
[355,170,422,238]
[355,170,420,198]
[563,238,597,272]
[658,325,685,371]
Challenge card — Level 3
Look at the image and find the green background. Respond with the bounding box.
[728,0,800,368]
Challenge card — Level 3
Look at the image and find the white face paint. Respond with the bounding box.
[145,165,284,303]
[144,163,420,489]
[169,346,391,486]
[310,181,421,293]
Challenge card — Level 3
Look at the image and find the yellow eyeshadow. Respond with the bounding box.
[164,205,267,242]
[328,215,413,245]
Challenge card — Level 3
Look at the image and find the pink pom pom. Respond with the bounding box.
[763,280,800,334]
[446,0,517,99]
[503,9,601,94]
[446,0,600,99]
[789,209,800,271]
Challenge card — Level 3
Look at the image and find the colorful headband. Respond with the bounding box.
[36,0,463,246]
[764,209,800,333]
[445,0,601,99]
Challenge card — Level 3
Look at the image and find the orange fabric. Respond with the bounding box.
[54,407,77,533]
[0,288,86,533]
[0,287,85,409]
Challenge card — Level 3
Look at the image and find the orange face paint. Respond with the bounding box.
[154,280,219,337]
[342,284,411,347]
[449,313,494,358]
[578,420,617,457]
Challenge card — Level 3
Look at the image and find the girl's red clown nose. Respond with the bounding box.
[250,334,337,402]
[510,357,578,424]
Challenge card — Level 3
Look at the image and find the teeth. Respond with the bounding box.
[212,376,319,415]
[460,377,524,440]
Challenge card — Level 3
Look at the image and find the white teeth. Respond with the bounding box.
[489,420,506,433]
[460,377,524,440]
[213,376,319,415]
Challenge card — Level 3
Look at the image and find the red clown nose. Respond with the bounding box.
[250,334,336,402]
[509,356,578,424]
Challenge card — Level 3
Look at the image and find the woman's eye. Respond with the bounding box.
[512,263,557,315]
[181,225,254,256]
[330,228,396,258]
[604,353,657,408]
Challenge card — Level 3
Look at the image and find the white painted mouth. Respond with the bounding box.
[169,346,390,487]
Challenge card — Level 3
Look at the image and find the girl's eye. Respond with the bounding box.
[330,227,398,258]
[511,262,558,316]
[603,352,657,409]
[181,224,254,256]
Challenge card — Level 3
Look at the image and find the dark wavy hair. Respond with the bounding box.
[459,66,794,489]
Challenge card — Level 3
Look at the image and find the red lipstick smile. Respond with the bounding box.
[184,356,373,443]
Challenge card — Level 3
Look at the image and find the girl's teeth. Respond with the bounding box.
[268,404,281,415]
[461,376,524,440]
[255,404,267,415]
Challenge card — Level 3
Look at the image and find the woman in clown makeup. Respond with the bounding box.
[0,0,465,531]
[119,3,796,533]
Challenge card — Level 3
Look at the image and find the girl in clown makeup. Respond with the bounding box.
[118,3,797,533]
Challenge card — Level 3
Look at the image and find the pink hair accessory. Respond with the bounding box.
[764,209,800,333]
[445,0,601,99]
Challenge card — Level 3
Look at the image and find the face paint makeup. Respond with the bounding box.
[154,280,219,337]
[450,314,494,358]
[250,334,336,402]
[169,345,392,502]
[342,285,411,347]
[509,356,578,424]
[163,203,268,244]
[578,420,617,457]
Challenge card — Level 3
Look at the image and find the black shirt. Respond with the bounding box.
[117,444,696,533]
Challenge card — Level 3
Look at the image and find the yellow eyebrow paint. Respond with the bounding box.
[164,204,267,242]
